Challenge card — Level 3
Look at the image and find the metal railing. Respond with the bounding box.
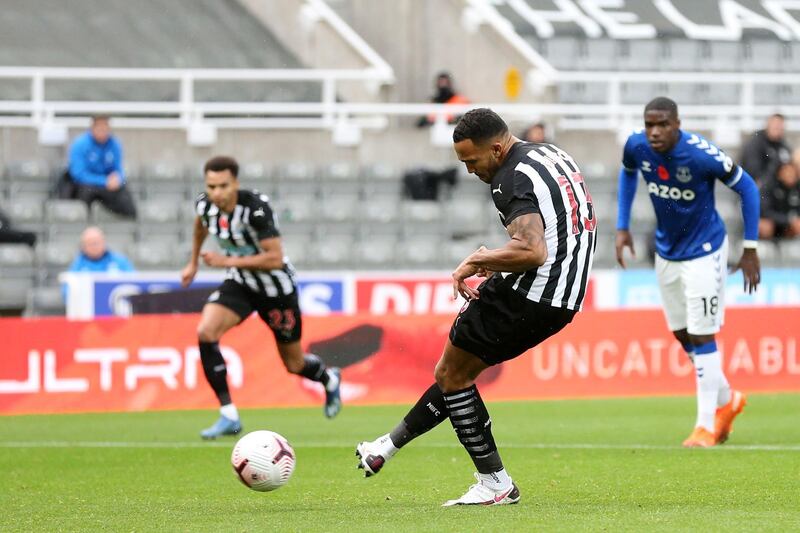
[0,66,798,145]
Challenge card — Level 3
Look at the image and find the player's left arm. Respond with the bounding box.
[720,162,761,294]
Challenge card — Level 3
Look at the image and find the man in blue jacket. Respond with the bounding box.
[68,226,134,274]
[68,115,137,218]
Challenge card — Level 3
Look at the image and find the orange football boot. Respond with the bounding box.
[682,427,716,448]
[715,390,747,444]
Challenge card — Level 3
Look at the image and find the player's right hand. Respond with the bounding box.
[615,230,635,269]
[180,263,198,288]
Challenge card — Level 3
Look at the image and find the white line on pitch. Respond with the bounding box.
[0,441,799,452]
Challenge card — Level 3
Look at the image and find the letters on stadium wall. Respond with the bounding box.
[1,308,798,415]
[502,0,800,41]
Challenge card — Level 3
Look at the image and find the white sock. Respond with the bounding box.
[220,403,239,421]
[479,469,512,491]
[374,433,399,458]
[717,354,731,407]
[325,369,340,392]
[694,349,722,431]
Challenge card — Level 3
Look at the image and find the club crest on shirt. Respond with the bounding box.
[675,166,692,183]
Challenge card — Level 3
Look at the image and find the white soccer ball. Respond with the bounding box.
[231,430,296,492]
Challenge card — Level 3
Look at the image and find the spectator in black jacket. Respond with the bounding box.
[759,162,800,239]
[740,114,792,186]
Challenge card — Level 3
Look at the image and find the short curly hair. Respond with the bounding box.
[452,108,509,144]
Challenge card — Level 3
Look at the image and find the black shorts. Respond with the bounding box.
[449,274,577,366]
[207,279,302,343]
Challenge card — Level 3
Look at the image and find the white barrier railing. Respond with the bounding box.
[1,66,799,145]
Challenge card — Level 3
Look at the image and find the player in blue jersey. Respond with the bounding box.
[616,97,761,448]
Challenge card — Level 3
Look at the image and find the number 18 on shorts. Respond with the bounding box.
[655,238,728,336]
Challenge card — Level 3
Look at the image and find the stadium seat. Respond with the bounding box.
[321,193,360,222]
[708,41,742,72]
[38,241,75,268]
[4,160,49,180]
[618,40,661,71]
[700,84,740,106]
[354,238,398,266]
[281,239,308,268]
[396,235,440,267]
[2,198,44,224]
[444,199,487,238]
[557,82,608,104]
[742,40,781,72]
[139,199,182,223]
[579,39,619,71]
[0,275,32,310]
[44,200,89,223]
[311,234,354,268]
[277,196,316,223]
[754,240,780,267]
[402,201,442,223]
[128,241,179,269]
[663,40,703,71]
[24,286,65,316]
[542,38,581,70]
[90,202,135,223]
[444,239,482,266]
[136,222,183,246]
[778,240,800,264]
[323,162,359,181]
[621,82,662,105]
[0,243,35,269]
[591,231,616,268]
[363,197,400,223]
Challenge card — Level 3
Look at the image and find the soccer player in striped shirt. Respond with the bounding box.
[181,156,342,439]
[616,97,760,447]
[356,108,596,506]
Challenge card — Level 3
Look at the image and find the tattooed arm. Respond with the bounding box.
[452,213,547,300]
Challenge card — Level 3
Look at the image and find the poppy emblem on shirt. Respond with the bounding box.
[219,216,229,230]
[657,165,669,181]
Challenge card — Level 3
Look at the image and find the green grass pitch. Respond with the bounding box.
[1,394,798,532]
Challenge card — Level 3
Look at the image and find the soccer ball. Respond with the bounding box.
[231,430,296,492]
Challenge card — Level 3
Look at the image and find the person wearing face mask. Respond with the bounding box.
[417,71,470,127]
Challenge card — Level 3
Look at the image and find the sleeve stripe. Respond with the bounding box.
[726,167,743,188]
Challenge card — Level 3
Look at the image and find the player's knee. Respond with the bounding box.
[197,323,221,343]
[434,360,469,392]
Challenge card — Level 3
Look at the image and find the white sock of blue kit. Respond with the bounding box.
[693,341,722,431]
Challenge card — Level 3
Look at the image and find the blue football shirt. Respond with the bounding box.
[622,129,743,261]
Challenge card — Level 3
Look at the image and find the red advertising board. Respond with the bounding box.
[0,308,798,415]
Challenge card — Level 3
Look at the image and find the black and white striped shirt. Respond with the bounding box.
[195,189,296,298]
[491,142,596,311]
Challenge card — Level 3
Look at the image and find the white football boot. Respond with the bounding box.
[355,433,396,477]
[442,473,521,507]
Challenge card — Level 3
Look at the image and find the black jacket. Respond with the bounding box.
[740,130,792,185]
[761,178,800,226]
